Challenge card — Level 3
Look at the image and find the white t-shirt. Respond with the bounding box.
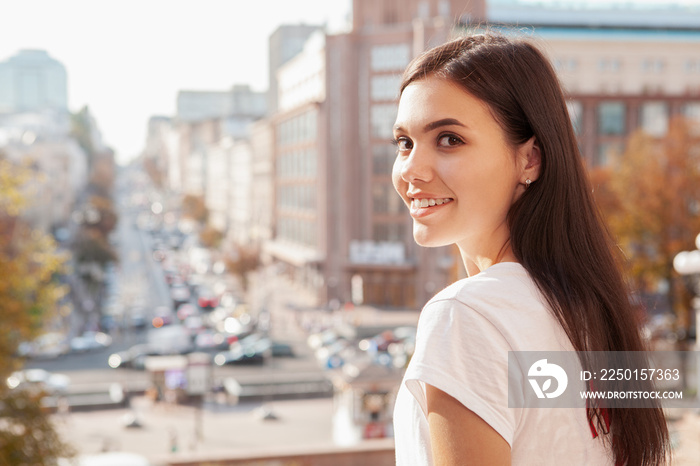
[393,262,613,465]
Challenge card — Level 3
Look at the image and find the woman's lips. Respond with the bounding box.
[409,198,454,217]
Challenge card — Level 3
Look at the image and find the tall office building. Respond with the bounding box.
[268,24,325,115]
[0,49,68,114]
[488,0,700,166]
[265,0,486,309]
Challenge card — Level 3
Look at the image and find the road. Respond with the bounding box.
[25,166,329,399]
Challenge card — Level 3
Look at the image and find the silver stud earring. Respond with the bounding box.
[525,179,532,188]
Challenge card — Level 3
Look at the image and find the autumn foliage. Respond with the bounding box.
[0,158,74,463]
[590,118,700,330]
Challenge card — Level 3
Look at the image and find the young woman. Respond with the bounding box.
[391,33,669,465]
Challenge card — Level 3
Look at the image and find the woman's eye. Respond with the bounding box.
[437,135,462,147]
[392,138,413,152]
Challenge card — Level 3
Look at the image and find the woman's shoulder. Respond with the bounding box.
[420,262,571,352]
[430,262,538,308]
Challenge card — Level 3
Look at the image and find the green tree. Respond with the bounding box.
[590,118,700,331]
[0,158,75,464]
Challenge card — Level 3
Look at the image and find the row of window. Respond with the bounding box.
[568,100,700,138]
[371,104,398,139]
[373,222,407,243]
[371,74,402,101]
[277,216,317,247]
[370,44,410,72]
[277,109,318,147]
[277,184,316,212]
[373,144,396,175]
[278,148,318,178]
[555,57,700,74]
[372,182,404,215]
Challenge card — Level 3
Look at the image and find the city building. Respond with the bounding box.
[0,112,88,233]
[264,0,487,309]
[488,0,700,166]
[142,116,179,191]
[249,119,275,246]
[173,85,266,218]
[0,49,68,114]
[268,24,325,115]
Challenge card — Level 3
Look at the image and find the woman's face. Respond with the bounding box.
[392,76,529,253]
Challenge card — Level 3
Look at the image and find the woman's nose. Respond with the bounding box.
[399,148,432,184]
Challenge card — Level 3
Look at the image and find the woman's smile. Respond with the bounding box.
[409,197,454,217]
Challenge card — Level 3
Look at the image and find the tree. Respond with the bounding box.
[0,158,75,464]
[590,117,700,331]
[70,106,97,171]
[181,194,208,225]
[199,225,223,249]
[224,244,261,291]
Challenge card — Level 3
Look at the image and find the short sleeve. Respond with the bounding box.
[403,297,518,447]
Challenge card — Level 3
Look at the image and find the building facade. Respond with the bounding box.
[268,24,324,115]
[0,49,68,114]
[489,0,700,166]
[265,0,487,309]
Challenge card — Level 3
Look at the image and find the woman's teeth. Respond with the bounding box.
[411,198,453,208]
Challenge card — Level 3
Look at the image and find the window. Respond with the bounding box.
[371,44,410,72]
[682,102,700,135]
[639,102,669,137]
[373,223,406,243]
[598,58,621,72]
[371,104,397,139]
[373,144,396,175]
[372,183,403,214]
[598,101,626,135]
[683,102,700,122]
[641,59,664,73]
[371,75,401,101]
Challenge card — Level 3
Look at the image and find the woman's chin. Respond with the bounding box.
[413,228,451,248]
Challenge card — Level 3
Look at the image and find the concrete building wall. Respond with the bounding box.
[0,49,68,114]
[264,0,488,309]
[249,119,275,245]
[268,24,324,115]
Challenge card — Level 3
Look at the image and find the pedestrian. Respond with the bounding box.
[391,32,669,465]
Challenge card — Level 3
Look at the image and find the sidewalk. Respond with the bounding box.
[53,395,391,465]
[54,394,700,465]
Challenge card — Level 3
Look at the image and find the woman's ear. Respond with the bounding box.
[519,136,541,183]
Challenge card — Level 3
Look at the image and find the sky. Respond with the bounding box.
[3,0,699,164]
[1,0,351,164]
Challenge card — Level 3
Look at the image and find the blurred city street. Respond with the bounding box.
[4,1,700,465]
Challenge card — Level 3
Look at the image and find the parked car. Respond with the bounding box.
[196,286,219,310]
[316,338,355,369]
[70,331,113,353]
[213,336,293,366]
[20,332,70,359]
[152,305,175,327]
[171,283,191,306]
[108,344,159,370]
[7,368,70,393]
[194,330,231,352]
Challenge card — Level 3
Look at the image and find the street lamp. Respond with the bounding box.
[672,235,700,403]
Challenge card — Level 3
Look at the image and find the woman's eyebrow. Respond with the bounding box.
[393,118,467,134]
[423,118,466,132]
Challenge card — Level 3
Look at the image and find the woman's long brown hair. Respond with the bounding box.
[400,33,669,465]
